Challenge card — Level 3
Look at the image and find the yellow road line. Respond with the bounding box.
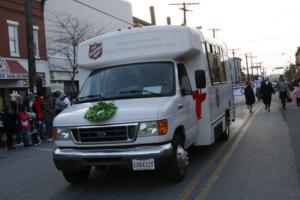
[176,103,262,200]
[195,104,262,200]
[176,143,228,200]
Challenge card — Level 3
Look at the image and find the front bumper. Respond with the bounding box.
[53,143,173,172]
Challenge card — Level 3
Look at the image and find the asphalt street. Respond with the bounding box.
[0,95,300,200]
[205,98,300,200]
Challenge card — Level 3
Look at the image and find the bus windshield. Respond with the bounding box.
[77,62,175,102]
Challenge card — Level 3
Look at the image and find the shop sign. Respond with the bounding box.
[0,73,28,79]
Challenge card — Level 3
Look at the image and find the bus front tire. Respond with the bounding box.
[62,169,90,184]
[221,121,230,141]
[169,134,188,182]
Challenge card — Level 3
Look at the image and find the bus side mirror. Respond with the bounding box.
[195,70,206,89]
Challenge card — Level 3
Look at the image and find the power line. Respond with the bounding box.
[73,0,134,26]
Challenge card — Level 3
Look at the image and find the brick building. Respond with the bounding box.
[0,0,50,111]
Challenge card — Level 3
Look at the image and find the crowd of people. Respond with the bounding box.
[244,75,300,113]
[1,90,71,150]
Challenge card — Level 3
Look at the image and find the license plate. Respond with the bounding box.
[132,158,155,171]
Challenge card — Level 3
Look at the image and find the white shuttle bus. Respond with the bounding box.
[53,25,235,183]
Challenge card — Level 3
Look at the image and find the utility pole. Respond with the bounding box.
[228,49,240,84]
[167,16,171,25]
[208,28,221,38]
[24,0,36,94]
[241,53,251,81]
[262,67,266,77]
[249,55,257,77]
[169,2,199,26]
[253,62,262,76]
[149,6,156,25]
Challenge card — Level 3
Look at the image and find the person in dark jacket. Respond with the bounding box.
[2,106,17,150]
[244,81,255,113]
[278,75,289,110]
[261,78,274,112]
[42,94,55,141]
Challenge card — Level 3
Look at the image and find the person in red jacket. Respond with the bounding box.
[18,106,31,147]
[33,95,45,140]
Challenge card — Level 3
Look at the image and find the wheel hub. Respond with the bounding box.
[176,145,189,171]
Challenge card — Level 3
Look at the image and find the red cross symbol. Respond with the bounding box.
[192,90,207,120]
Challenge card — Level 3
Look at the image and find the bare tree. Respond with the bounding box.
[47,12,106,98]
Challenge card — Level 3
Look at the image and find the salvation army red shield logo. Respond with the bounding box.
[89,43,102,60]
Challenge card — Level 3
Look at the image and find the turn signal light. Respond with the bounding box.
[158,119,168,135]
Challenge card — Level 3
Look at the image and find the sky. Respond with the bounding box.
[126,0,300,75]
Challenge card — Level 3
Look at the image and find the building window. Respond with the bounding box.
[33,26,40,58]
[7,20,19,57]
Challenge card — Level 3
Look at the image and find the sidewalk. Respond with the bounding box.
[231,95,260,134]
[206,97,300,199]
[284,94,300,185]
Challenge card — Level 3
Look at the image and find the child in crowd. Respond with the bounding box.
[18,106,32,147]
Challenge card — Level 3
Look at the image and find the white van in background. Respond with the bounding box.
[53,25,235,183]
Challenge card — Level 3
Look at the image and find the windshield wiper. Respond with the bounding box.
[77,94,106,102]
[119,90,162,96]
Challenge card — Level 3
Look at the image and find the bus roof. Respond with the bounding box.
[77,25,205,69]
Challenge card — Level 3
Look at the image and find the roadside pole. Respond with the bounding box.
[24,0,37,94]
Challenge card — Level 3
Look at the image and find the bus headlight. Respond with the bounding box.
[137,120,168,137]
[56,128,71,140]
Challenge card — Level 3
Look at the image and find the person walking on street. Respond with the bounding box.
[278,75,289,110]
[54,91,71,115]
[293,82,300,107]
[2,106,17,150]
[261,78,274,112]
[254,76,262,101]
[43,94,55,141]
[244,81,256,113]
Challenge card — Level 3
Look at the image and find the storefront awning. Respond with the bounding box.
[5,60,28,74]
[0,59,28,79]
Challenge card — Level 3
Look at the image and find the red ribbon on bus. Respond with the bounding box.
[193,90,207,120]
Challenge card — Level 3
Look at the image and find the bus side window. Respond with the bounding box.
[202,43,206,54]
[219,47,227,82]
[205,44,229,84]
[177,63,192,96]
